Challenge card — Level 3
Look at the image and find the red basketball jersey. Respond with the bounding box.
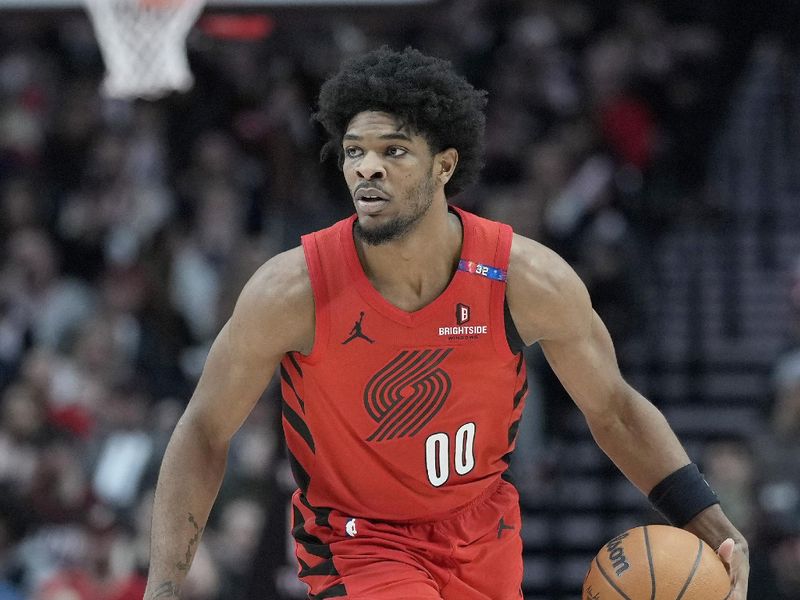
[279,206,528,521]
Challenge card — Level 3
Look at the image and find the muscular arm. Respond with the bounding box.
[506,235,747,592]
[144,248,313,598]
[507,235,690,491]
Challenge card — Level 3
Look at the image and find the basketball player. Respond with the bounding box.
[144,47,748,599]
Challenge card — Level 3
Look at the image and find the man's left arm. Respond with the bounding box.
[506,234,749,599]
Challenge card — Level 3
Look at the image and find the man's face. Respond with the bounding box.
[342,111,438,246]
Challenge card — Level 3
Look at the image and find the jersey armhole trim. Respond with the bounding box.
[504,297,526,355]
[299,233,329,364]
[490,222,519,359]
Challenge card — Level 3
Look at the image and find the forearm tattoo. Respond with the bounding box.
[151,581,181,598]
[176,512,204,572]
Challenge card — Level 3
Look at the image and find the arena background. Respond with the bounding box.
[1,1,799,598]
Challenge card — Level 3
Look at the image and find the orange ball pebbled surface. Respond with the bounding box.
[582,524,731,600]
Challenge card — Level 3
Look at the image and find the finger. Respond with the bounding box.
[716,537,735,564]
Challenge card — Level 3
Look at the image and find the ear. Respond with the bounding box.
[435,148,459,185]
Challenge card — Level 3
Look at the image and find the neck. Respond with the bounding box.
[354,201,463,310]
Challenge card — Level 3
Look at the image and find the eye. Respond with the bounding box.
[344,146,363,159]
[386,146,408,157]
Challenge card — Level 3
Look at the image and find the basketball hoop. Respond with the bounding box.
[84,0,206,100]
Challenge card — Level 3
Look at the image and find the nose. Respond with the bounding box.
[355,151,385,180]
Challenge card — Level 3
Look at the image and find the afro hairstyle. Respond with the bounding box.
[314,46,488,197]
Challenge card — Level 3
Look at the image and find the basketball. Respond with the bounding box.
[582,525,731,600]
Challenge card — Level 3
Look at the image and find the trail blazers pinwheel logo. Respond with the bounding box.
[364,349,453,441]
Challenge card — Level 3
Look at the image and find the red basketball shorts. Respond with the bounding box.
[292,479,524,600]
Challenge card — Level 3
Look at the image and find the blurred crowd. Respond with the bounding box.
[0,0,799,598]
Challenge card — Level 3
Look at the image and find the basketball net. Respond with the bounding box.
[83,0,206,100]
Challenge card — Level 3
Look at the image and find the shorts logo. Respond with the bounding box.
[364,349,453,441]
[345,518,357,537]
[497,517,515,539]
[456,303,470,325]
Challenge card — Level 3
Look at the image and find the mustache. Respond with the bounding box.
[354,182,387,194]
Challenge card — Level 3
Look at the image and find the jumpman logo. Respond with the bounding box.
[342,311,375,345]
[497,517,514,539]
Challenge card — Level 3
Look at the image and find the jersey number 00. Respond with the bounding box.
[425,422,476,487]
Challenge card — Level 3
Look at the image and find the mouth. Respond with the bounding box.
[354,188,390,215]
[354,187,390,201]
[355,197,388,215]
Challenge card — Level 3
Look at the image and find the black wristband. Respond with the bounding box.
[647,463,719,527]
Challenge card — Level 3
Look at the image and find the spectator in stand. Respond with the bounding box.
[0,1,793,597]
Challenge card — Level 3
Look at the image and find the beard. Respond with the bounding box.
[354,174,437,246]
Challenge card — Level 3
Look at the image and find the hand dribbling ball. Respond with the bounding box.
[582,525,731,599]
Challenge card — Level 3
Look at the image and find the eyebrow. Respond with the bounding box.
[342,132,414,142]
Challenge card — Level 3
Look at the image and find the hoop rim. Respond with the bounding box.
[83,0,206,99]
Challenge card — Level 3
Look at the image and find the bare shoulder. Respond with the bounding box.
[506,233,592,345]
[230,246,315,356]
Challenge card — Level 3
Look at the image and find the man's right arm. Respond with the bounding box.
[144,247,314,598]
